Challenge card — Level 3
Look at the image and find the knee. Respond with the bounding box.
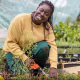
[38,41,51,54]
[43,46,50,54]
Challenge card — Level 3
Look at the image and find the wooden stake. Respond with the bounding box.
[78,71,80,77]
[62,64,64,69]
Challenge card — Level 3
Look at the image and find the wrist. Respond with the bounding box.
[50,67,57,69]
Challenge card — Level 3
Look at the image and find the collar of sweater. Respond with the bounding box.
[32,21,43,28]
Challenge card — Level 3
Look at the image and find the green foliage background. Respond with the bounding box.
[53,22,80,42]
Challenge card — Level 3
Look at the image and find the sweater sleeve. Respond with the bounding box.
[45,26,58,68]
[6,18,28,62]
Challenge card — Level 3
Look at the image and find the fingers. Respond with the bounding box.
[54,73,59,79]
[23,58,34,65]
[49,73,59,79]
[49,73,54,78]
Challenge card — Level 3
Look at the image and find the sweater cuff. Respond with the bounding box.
[20,53,28,62]
[50,61,58,68]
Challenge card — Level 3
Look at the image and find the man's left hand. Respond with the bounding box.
[49,67,58,78]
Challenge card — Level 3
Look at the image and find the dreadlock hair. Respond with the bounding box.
[38,0,54,39]
[39,1,54,27]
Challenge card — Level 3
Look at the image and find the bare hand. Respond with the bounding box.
[49,67,58,78]
[23,58,34,67]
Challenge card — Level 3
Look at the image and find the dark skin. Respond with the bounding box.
[32,4,51,25]
[49,67,58,78]
[24,3,58,78]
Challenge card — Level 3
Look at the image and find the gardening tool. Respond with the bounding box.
[30,58,49,78]
[30,58,39,70]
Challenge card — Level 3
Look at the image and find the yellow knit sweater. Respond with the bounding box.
[3,13,58,68]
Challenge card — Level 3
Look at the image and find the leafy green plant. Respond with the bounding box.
[53,22,80,42]
[58,73,80,80]
[65,54,71,58]
[56,41,80,53]
[10,31,37,79]
[0,48,6,64]
[59,56,63,58]
[21,31,37,58]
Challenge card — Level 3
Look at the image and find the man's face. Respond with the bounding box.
[33,4,52,25]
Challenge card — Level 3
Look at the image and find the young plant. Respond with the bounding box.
[11,30,37,79]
